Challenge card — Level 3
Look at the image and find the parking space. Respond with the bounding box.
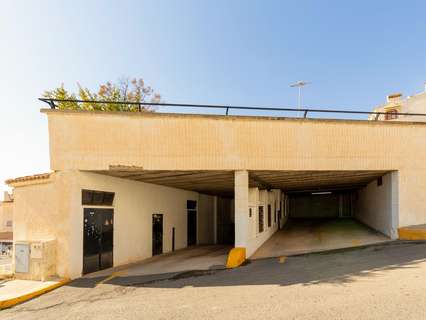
[251,218,390,259]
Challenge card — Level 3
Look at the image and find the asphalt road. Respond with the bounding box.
[2,242,426,319]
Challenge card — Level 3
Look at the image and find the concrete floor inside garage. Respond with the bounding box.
[251,218,390,259]
[250,170,397,259]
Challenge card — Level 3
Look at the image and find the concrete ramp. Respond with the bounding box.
[84,245,231,279]
[251,219,390,259]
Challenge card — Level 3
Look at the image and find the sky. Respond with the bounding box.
[1,0,426,194]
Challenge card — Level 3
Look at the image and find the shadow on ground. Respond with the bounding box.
[67,242,426,289]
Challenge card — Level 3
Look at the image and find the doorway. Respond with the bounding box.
[187,200,197,246]
[152,214,163,256]
[83,208,114,274]
[217,197,235,244]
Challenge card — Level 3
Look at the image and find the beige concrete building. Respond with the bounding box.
[369,84,426,121]
[0,192,13,254]
[6,105,426,280]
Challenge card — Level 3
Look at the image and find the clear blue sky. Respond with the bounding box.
[1,0,426,193]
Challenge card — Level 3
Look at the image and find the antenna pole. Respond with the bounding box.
[290,80,310,117]
[298,86,302,115]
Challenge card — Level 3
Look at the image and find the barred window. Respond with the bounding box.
[82,190,115,206]
[258,206,264,233]
[268,204,272,227]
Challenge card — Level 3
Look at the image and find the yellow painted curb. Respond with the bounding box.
[226,247,246,268]
[96,271,125,286]
[399,227,426,240]
[0,278,70,310]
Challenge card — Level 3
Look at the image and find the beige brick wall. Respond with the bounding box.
[43,110,426,227]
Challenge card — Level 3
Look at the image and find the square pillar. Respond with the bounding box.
[234,170,249,248]
[390,171,399,239]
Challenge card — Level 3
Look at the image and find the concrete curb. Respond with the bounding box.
[0,278,70,310]
[250,240,426,261]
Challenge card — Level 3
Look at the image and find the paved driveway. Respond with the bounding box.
[1,242,426,319]
[83,245,230,282]
[252,218,390,259]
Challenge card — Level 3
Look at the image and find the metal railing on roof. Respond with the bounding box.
[38,98,426,120]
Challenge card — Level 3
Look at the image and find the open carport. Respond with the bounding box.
[8,166,399,280]
[99,168,398,262]
[251,170,398,258]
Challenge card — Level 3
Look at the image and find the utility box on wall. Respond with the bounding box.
[14,239,57,281]
[15,243,30,273]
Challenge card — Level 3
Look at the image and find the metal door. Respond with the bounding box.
[187,200,197,246]
[100,210,114,269]
[15,243,30,273]
[83,208,114,274]
[152,214,163,256]
[187,211,197,246]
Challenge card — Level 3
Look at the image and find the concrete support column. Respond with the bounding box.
[390,171,399,239]
[234,170,249,248]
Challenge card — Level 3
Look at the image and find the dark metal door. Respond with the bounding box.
[187,210,197,246]
[152,214,163,256]
[83,208,114,274]
[100,210,114,270]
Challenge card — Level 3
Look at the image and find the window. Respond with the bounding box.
[385,109,398,120]
[5,220,12,227]
[249,208,252,218]
[82,190,115,206]
[267,204,272,227]
[258,206,264,233]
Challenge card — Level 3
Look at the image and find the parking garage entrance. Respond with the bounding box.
[251,170,398,259]
[95,169,397,262]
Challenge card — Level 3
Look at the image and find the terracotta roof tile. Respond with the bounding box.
[5,172,52,185]
[0,232,12,241]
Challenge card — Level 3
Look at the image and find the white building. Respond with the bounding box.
[369,84,426,121]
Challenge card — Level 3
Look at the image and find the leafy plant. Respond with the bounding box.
[43,78,161,111]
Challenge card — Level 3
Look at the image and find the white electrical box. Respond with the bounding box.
[15,242,30,273]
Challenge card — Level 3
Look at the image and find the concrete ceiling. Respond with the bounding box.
[95,169,389,197]
[250,171,388,193]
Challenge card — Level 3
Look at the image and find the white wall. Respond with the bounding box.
[245,188,281,257]
[68,171,214,279]
[355,172,398,239]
